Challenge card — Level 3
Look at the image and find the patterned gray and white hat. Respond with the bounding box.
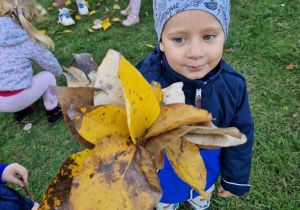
[153,0,230,41]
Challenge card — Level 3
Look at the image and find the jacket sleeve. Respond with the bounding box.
[0,164,9,185]
[220,82,254,196]
[27,40,62,77]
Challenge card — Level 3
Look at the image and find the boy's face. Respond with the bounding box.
[160,10,225,80]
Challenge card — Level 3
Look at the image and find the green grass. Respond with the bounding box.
[0,0,299,209]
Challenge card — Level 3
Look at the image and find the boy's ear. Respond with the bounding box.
[159,42,165,52]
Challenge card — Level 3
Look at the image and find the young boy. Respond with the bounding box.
[136,1,254,209]
[0,163,39,210]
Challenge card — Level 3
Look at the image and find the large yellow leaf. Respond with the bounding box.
[74,105,130,146]
[39,150,92,210]
[150,81,163,105]
[143,103,212,139]
[69,135,162,209]
[118,55,160,144]
[165,138,211,200]
[50,86,96,149]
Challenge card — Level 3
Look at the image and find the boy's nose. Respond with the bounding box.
[187,41,205,59]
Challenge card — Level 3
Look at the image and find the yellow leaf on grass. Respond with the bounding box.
[75,15,81,20]
[145,44,155,48]
[39,150,93,210]
[62,30,72,34]
[165,138,211,200]
[88,28,94,33]
[113,4,120,9]
[112,18,120,22]
[89,10,98,15]
[39,30,46,34]
[118,55,160,144]
[74,105,130,146]
[102,21,111,30]
[53,2,57,7]
[86,1,91,8]
[69,135,162,209]
[66,0,71,6]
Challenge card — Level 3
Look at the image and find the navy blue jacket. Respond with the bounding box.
[136,45,254,203]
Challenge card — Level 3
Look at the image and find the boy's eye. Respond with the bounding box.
[174,38,185,43]
[203,35,214,40]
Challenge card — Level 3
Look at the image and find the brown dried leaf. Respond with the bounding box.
[144,127,195,157]
[50,86,96,149]
[143,104,212,139]
[184,132,247,147]
[106,12,114,18]
[94,49,124,108]
[69,135,162,209]
[285,64,294,70]
[162,82,185,105]
[68,53,98,84]
[63,66,92,87]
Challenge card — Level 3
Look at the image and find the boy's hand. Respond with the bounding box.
[1,163,28,187]
[218,186,234,198]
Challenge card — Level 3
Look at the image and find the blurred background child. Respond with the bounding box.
[121,0,140,26]
[0,0,64,126]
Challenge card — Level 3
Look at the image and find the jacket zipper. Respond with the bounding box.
[195,82,207,109]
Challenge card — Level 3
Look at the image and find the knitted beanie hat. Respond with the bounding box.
[153,0,231,41]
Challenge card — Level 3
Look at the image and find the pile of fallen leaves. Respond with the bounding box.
[38,50,247,210]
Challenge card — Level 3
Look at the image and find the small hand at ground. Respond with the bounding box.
[218,186,234,198]
[31,202,40,210]
[1,163,28,187]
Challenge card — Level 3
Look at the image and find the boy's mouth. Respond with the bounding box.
[187,65,205,71]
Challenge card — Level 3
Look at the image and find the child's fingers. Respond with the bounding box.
[31,202,40,210]
[10,176,25,187]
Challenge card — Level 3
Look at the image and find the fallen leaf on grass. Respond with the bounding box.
[102,21,111,30]
[66,0,71,6]
[75,15,81,20]
[92,24,103,29]
[106,12,115,18]
[285,64,294,70]
[224,49,234,53]
[112,18,120,21]
[86,1,91,8]
[23,123,32,131]
[88,28,94,33]
[113,4,120,9]
[62,30,72,34]
[89,10,98,15]
[39,30,46,34]
[144,44,155,48]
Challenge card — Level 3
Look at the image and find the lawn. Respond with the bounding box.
[0,0,299,209]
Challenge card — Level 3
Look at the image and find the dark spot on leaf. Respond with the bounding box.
[133,109,137,114]
[98,162,114,173]
[89,173,95,179]
[73,182,79,188]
